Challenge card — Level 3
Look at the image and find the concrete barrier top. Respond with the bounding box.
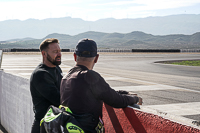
[103,103,200,133]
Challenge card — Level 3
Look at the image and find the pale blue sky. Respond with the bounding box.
[0,0,200,21]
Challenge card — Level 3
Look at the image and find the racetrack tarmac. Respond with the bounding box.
[1,52,200,124]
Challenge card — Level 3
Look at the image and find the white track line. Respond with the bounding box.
[143,102,200,116]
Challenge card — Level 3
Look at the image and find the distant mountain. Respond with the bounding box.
[5,37,35,42]
[0,37,35,45]
[1,31,200,49]
[0,14,199,41]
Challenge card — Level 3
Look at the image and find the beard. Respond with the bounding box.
[47,53,61,66]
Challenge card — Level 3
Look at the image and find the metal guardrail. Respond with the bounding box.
[70,49,132,52]
[180,49,200,53]
[0,48,200,53]
[132,49,180,52]
[1,49,11,52]
[0,50,3,69]
[0,49,70,52]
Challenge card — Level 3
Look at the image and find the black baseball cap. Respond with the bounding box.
[75,39,97,57]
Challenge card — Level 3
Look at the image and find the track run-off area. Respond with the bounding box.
[1,52,200,124]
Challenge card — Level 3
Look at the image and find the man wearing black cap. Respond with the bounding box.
[60,39,142,133]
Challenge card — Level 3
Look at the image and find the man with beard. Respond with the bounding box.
[30,38,63,133]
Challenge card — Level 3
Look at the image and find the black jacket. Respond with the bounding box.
[30,63,63,121]
[60,65,139,131]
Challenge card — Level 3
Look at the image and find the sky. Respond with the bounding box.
[0,0,200,21]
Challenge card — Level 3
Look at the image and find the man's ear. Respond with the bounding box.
[41,51,46,57]
[74,53,77,61]
[94,54,99,63]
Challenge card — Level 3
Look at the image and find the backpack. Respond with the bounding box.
[40,105,84,133]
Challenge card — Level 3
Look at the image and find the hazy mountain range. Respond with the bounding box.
[1,31,200,49]
[0,14,200,41]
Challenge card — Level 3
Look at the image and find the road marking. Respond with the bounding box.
[2,61,200,122]
[143,102,200,116]
[19,73,32,76]
[3,68,34,70]
[113,85,177,91]
[103,74,155,85]
[2,65,72,68]
[2,66,38,67]
[112,84,200,93]
[19,72,68,76]
[2,64,200,94]
[102,73,200,93]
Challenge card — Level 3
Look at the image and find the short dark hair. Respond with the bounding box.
[39,38,59,51]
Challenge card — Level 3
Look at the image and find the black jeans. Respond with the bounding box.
[31,119,40,133]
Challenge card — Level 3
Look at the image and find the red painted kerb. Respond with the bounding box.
[102,103,200,133]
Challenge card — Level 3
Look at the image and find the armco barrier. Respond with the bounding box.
[0,71,34,133]
[181,49,200,53]
[0,70,200,133]
[132,49,180,52]
[9,48,70,52]
[103,103,200,133]
[0,50,2,69]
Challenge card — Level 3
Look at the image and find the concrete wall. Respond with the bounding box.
[0,71,34,133]
[103,104,200,133]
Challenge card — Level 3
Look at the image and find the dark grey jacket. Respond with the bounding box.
[60,65,139,131]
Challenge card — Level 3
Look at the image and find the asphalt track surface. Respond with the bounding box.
[1,52,200,130]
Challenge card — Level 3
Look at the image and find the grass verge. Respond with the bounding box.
[168,60,200,66]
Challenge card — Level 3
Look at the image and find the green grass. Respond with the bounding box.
[170,60,200,66]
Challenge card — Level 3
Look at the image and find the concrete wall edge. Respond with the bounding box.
[139,106,200,129]
[2,71,30,80]
[0,70,33,133]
